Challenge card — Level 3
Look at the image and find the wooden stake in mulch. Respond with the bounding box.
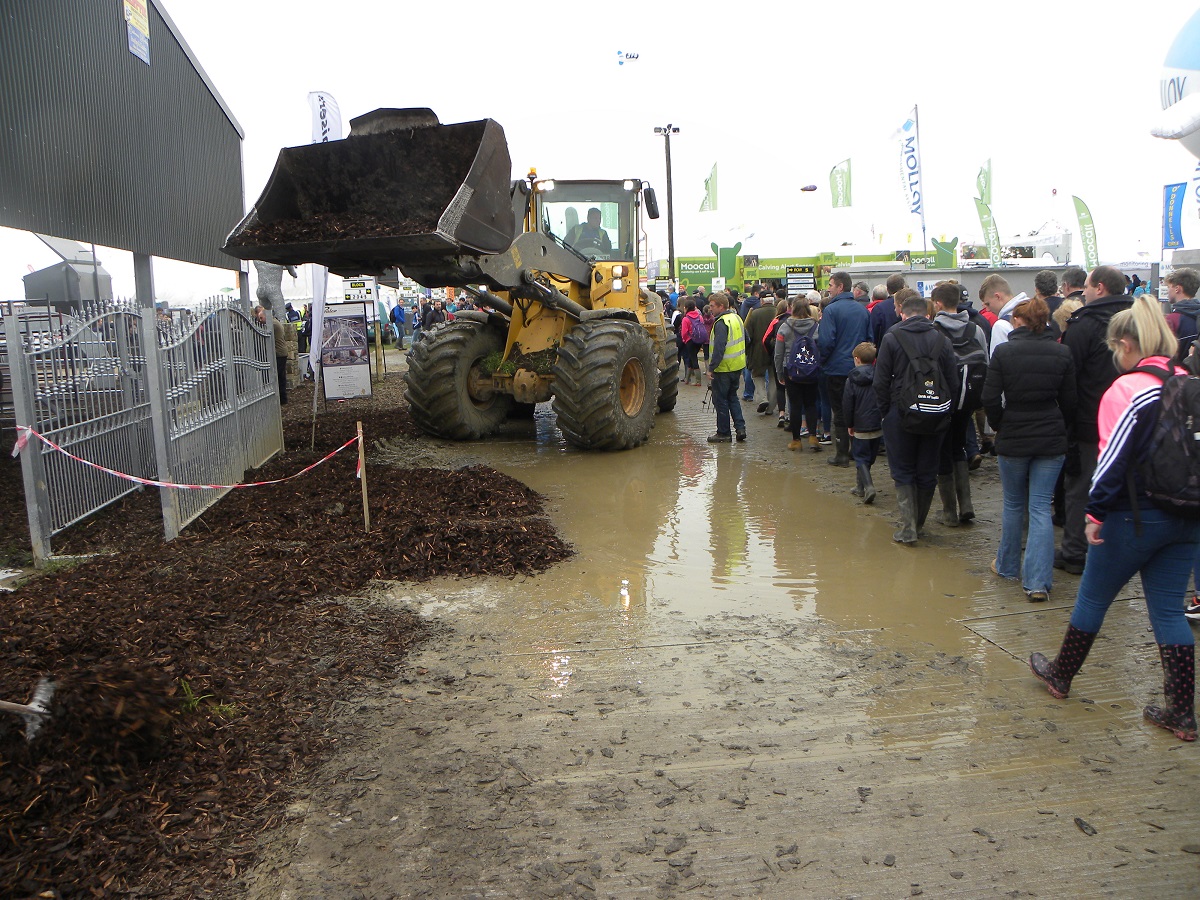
[357,420,370,533]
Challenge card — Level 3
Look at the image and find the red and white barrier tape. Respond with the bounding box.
[10,425,360,491]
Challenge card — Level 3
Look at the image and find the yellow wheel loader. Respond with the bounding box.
[223,108,678,451]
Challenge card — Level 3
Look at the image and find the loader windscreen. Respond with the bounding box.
[536,182,638,261]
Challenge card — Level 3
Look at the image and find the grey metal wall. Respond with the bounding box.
[0,1,244,270]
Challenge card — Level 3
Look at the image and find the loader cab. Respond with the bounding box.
[532,179,644,262]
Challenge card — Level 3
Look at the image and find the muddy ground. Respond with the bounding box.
[0,369,569,898]
[5,347,1200,898]
[239,356,1199,898]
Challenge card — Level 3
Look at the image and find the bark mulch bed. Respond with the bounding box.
[0,377,572,898]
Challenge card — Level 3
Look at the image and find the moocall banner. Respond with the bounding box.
[676,258,717,292]
[1072,196,1100,271]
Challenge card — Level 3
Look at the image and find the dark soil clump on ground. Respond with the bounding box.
[0,373,572,897]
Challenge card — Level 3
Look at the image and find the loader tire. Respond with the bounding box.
[404,321,509,440]
[640,289,678,413]
[552,320,659,451]
[658,338,679,413]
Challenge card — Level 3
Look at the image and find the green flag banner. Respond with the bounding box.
[700,163,718,212]
[830,159,851,208]
[976,159,991,205]
[1073,196,1099,270]
[974,198,1003,266]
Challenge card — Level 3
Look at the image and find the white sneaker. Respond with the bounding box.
[1186,597,1200,621]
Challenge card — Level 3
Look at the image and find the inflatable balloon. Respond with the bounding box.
[1153,8,1200,159]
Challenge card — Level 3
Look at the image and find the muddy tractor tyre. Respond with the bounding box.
[552,320,660,451]
[404,321,510,440]
[658,337,679,413]
[640,290,680,413]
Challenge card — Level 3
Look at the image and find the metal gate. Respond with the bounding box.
[5,297,284,559]
[144,301,283,539]
[4,301,154,559]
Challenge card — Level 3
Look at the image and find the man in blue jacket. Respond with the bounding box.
[870,273,906,349]
[818,271,871,467]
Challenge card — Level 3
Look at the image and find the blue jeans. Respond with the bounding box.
[711,370,746,436]
[996,454,1064,593]
[817,375,831,434]
[742,367,756,400]
[1069,507,1200,645]
[1193,544,1200,599]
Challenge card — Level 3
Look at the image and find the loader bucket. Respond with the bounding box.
[222,111,517,275]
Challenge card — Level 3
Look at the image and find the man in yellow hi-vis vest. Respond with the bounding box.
[706,291,748,443]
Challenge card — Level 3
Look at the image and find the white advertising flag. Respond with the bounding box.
[896,108,923,221]
[307,91,343,143]
[305,92,342,380]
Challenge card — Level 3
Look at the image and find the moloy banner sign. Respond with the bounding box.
[1072,196,1099,271]
[974,198,1004,266]
[1163,182,1187,250]
[895,108,924,221]
[830,159,851,208]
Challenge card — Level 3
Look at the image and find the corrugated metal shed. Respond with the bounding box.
[0,1,244,270]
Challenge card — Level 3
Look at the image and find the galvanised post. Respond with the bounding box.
[141,311,180,541]
[5,314,52,563]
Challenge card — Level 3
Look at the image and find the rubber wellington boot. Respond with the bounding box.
[851,467,865,497]
[915,484,936,535]
[1144,644,1198,741]
[861,467,876,504]
[937,472,959,527]
[893,484,918,543]
[827,425,851,467]
[954,460,975,522]
[1030,625,1098,699]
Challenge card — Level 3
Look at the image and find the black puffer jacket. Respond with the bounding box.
[1061,294,1132,443]
[874,317,958,418]
[981,327,1077,458]
[843,364,882,433]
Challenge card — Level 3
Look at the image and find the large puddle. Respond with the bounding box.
[388,393,988,659]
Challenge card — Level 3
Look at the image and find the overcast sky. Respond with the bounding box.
[4,0,1199,303]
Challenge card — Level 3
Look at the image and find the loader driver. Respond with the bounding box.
[566,207,612,254]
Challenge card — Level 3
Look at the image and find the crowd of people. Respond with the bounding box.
[665,265,1200,743]
[282,293,491,358]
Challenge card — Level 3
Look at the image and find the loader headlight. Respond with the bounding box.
[537,180,555,192]
[613,265,626,277]
[612,278,625,291]
[623,180,636,191]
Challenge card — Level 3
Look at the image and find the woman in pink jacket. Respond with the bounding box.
[1030,297,1200,741]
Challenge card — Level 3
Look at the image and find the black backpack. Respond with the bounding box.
[891,328,953,434]
[1128,364,1200,519]
[1172,305,1199,360]
[934,321,988,412]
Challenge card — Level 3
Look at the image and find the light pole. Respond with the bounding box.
[654,124,679,291]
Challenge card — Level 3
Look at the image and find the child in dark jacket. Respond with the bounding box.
[843,341,882,504]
